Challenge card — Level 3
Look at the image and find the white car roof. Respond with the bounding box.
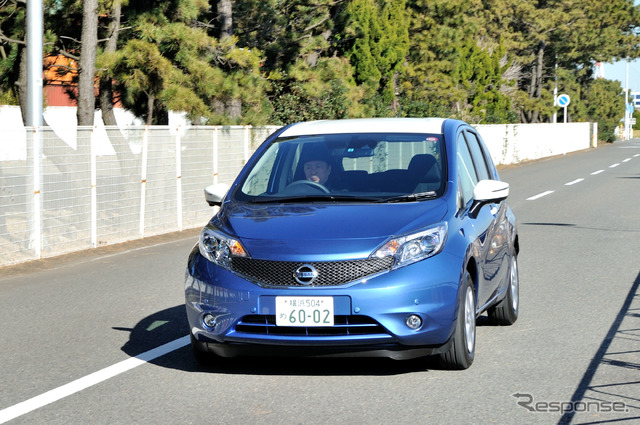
[279,118,447,137]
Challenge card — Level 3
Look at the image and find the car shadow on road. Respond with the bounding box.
[523,222,640,234]
[115,304,459,376]
[557,270,640,424]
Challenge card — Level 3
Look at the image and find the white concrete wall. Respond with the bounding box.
[0,105,598,164]
[0,105,143,160]
[475,122,597,166]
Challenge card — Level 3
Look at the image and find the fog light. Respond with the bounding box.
[406,314,422,330]
[202,314,217,329]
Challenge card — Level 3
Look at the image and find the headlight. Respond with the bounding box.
[372,224,447,268]
[198,224,248,269]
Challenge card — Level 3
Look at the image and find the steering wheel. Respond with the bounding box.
[285,180,330,194]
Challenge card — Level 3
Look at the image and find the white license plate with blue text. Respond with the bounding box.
[275,297,334,327]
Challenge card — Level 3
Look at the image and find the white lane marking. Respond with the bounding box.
[527,191,554,201]
[527,152,635,202]
[0,336,190,424]
[565,178,584,186]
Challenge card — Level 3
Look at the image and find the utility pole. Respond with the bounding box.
[26,0,43,126]
[26,0,44,259]
[553,58,558,124]
[625,60,630,141]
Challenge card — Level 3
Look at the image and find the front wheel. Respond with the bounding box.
[438,272,476,370]
[488,254,519,325]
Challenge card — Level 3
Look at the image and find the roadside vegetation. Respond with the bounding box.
[1,0,639,142]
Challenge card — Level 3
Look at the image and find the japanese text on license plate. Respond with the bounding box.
[275,297,334,327]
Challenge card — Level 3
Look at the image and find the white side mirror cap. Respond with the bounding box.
[473,179,509,203]
[204,183,230,207]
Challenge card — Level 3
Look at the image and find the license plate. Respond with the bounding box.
[275,297,334,327]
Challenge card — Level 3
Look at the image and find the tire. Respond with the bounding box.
[488,254,519,326]
[439,272,476,370]
[191,332,214,366]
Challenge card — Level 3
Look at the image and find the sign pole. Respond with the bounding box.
[557,94,570,124]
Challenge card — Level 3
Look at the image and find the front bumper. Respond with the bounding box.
[185,245,464,359]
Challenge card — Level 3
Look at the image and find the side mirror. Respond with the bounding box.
[469,180,509,218]
[204,183,230,207]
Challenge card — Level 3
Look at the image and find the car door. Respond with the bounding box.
[455,130,504,310]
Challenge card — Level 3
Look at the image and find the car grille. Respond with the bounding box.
[235,315,385,336]
[230,256,395,287]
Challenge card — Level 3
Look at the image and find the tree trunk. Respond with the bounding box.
[77,0,99,126]
[99,0,122,126]
[530,41,545,123]
[216,0,241,120]
[17,45,28,125]
[535,41,545,99]
[524,41,546,124]
[391,72,399,115]
[217,0,233,39]
[226,98,241,119]
[146,92,155,125]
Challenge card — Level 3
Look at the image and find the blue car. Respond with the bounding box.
[185,118,519,369]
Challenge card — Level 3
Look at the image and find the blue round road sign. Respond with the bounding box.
[557,94,570,107]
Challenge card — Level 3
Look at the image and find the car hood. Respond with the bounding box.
[214,200,449,261]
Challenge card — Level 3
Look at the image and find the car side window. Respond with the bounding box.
[464,131,491,181]
[457,133,477,206]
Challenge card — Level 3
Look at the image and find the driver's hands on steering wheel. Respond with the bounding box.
[284,179,330,194]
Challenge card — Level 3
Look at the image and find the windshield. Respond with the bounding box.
[236,133,446,203]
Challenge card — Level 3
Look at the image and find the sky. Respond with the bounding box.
[605,60,640,94]
[602,0,640,93]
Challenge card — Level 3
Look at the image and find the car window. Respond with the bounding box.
[464,131,491,181]
[242,142,280,195]
[457,133,477,206]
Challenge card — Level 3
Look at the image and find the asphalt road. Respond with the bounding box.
[1,140,639,425]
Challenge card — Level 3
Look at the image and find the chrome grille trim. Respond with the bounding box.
[230,256,394,287]
[235,315,386,336]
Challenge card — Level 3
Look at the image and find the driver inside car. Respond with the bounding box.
[304,159,332,185]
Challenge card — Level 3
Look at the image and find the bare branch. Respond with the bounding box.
[303,15,330,34]
[57,49,81,61]
[0,30,25,46]
[60,35,81,44]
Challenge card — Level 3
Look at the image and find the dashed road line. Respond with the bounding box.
[528,152,637,201]
[527,191,554,201]
[565,178,584,186]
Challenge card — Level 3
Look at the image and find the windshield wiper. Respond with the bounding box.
[249,194,382,204]
[378,191,438,203]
